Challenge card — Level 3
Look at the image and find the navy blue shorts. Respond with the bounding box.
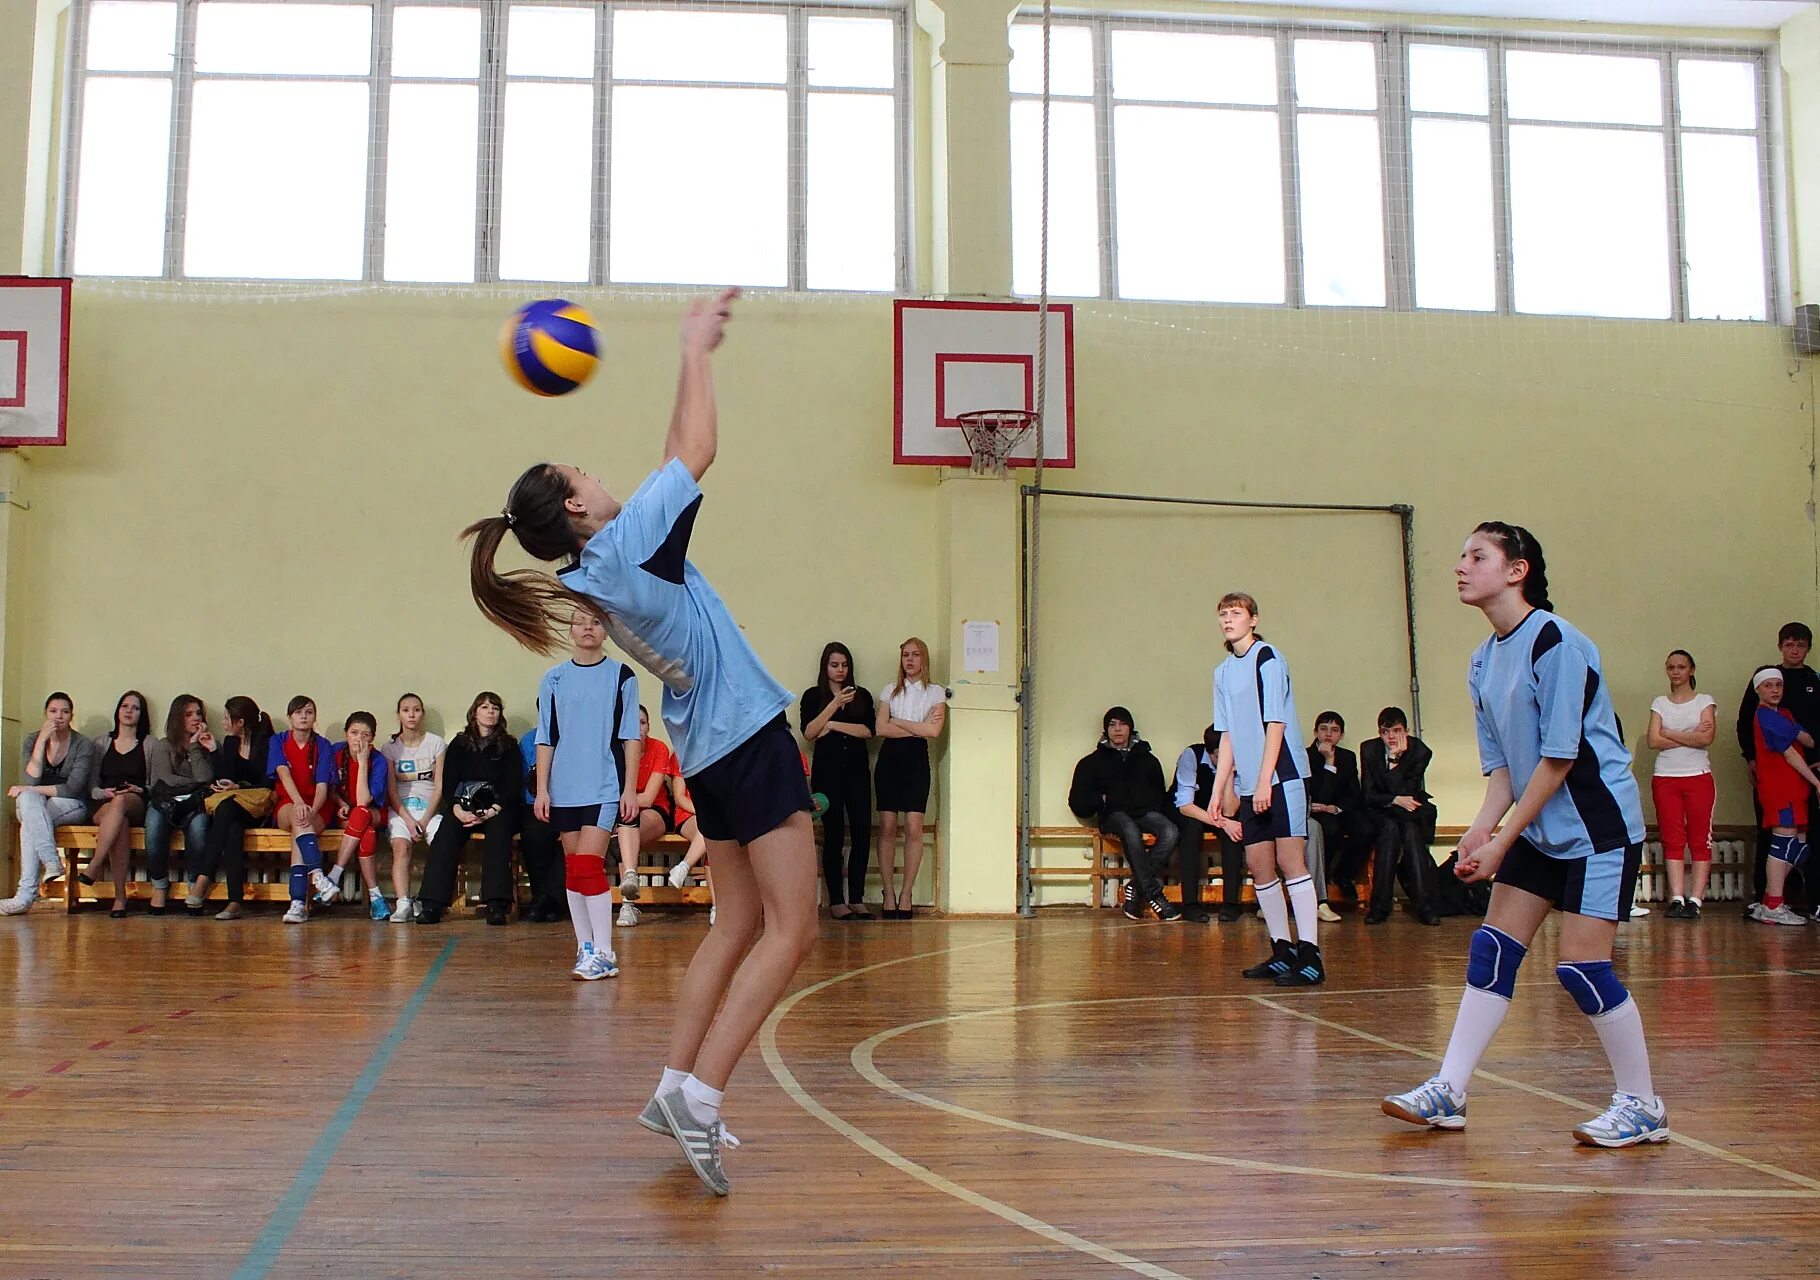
[1495,835,1641,922]
[550,803,617,835]
[684,716,812,846]
[1239,779,1308,846]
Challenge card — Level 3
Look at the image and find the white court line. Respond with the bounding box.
[1248,994,1820,1194]
[759,931,1191,1280]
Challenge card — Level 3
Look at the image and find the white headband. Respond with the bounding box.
[1754,668,1784,690]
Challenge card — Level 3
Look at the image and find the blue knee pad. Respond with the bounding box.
[1556,960,1629,1016]
[295,832,321,871]
[1465,925,1527,999]
[288,865,308,903]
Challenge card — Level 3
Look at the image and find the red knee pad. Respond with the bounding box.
[345,805,378,857]
[565,853,609,896]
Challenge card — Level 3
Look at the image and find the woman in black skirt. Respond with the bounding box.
[800,642,876,920]
[873,637,945,919]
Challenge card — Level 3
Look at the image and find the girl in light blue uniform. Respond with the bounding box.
[1381,522,1664,1149]
[466,290,814,1197]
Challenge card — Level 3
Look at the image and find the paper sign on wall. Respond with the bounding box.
[962,620,999,673]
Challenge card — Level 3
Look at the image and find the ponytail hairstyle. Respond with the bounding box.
[1667,648,1698,691]
[462,462,601,656]
[1216,591,1263,653]
[344,711,378,735]
[224,695,274,755]
[164,694,204,759]
[286,695,316,719]
[392,691,424,742]
[1471,522,1553,612]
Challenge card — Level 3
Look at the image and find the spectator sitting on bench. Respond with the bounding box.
[187,696,275,920]
[269,695,338,924]
[321,712,392,920]
[1306,710,1371,911]
[144,695,215,915]
[419,692,522,927]
[1069,706,1181,922]
[1174,723,1245,923]
[86,691,152,916]
[1360,706,1439,926]
[3,692,96,916]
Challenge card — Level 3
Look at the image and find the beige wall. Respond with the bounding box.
[3,0,1818,907]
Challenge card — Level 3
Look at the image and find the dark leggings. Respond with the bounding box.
[418,811,519,912]
[817,760,872,907]
[199,801,255,903]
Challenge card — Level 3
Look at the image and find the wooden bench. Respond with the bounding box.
[29,825,710,914]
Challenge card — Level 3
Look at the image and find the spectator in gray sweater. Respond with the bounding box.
[145,695,215,912]
[4,692,97,914]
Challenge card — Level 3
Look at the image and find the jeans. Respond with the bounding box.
[14,792,89,902]
[144,807,210,890]
[1102,809,1179,900]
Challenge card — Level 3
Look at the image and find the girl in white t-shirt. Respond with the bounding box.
[873,636,946,920]
[1647,649,1716,919]
[382,692,445,923]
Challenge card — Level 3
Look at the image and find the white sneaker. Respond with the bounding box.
[1746,901,1767,921]
[709,906,717,926]
[39,853,66,885]
[0,895,34,916]
[572,944,616,981]
[310,870,338,906]
[282,901,309,924]
[390,896,415,923]
[1759,903,1808,926]
[1572,1092,1669,1148]
[620,868,642,902]
[668,862,690,889]
[618,902,639,928]
[571,944,594,979]
[1316,903,1342,923]
[1381,1075,1467,1130]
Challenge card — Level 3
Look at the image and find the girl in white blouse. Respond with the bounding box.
[1647,649,1716,919]
[874,637,945,919]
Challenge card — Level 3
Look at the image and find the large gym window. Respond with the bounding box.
[1011,17,1775,322]
[64,0,909,290]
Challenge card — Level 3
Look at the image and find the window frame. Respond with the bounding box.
[59,0,912,292]
[1010,11,1777,323]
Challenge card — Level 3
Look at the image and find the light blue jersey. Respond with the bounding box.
[1468,608,1644,860]
[536,657,641,807]
[558,459,793,775]
[1213,640,1309,797]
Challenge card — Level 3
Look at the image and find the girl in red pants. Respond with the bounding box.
[1647,649,1716,919]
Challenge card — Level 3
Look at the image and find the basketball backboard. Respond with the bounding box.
[894,300,1075,468]
[0,278,71,447]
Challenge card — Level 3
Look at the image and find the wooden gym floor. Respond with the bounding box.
[4,905,1819,1278]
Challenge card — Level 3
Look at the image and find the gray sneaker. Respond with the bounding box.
[656,1089,729,1196]
[39,853,66,885]
[620,868,642,902]
[637,1095,671,1137]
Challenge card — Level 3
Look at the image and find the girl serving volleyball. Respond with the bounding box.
[465,289,816,1197]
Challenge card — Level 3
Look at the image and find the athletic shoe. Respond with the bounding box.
[572,945,614,981]
[1686,900,1702,920]
[1665,898,1687,919]
[1745,901,1765,920]
[368,892,390,921]
[1316,903,1342,923]
[1381,1076,1467,1130]
[39,853,65,884]
[1146,891,1182,922]
[618,902,640,928]
[638,1095,672,1136]
[0,895,34,915]
[282,901,309,924]
[655,1089,730,1196]
[1630,906,1650,917]
[1242,938,1296,980]
[668,863,691,889]
[1759,903,1807,926]
[390,896,415,923]
[1120,881,1143,921]
[709,906,717,926]
[1274,941,1326,987]
[620,869,642,902]
[599,951,619,978]
[1572,1092,1669,1148]
[215,902,243,921]
[311,870,338,906]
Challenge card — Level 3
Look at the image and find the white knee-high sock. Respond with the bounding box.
[1284,874,1318,946]
[566,890,593,948]
[1438,988,1510,1095]
[1589,998,1655,1100]
[585,892,616,960]
[1254,878,1291,942]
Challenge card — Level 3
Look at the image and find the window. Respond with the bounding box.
[1009,15,1774,322]
[66,0,907,290]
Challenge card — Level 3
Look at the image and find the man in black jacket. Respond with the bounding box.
[1735,622,1820,911]
[1360,707,1439,926]
[1069,706,1181,922]
[1172,724,1247,923]
[1305,710,1372,909]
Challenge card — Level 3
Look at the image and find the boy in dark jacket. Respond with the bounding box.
[1069,706,1181,921]
[1360,706,1438,925]
[1306,710,1372,907]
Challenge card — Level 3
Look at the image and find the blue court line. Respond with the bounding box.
[233,938,457,1280]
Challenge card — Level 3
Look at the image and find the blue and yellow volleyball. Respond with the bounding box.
[501,299,599,397]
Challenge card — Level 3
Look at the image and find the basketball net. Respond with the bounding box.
[956,408,1039,477]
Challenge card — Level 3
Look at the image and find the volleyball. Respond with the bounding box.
[501,299,599,397]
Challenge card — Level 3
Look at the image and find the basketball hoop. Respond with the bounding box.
[954,409,1039,477]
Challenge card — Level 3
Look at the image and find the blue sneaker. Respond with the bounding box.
[599,951,619,979]
[368,892,390,921]
[1381,1076,1467,1130]
[1572,1092,1668,1148]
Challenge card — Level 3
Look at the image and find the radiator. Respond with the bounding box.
[1633,838,1751,903]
